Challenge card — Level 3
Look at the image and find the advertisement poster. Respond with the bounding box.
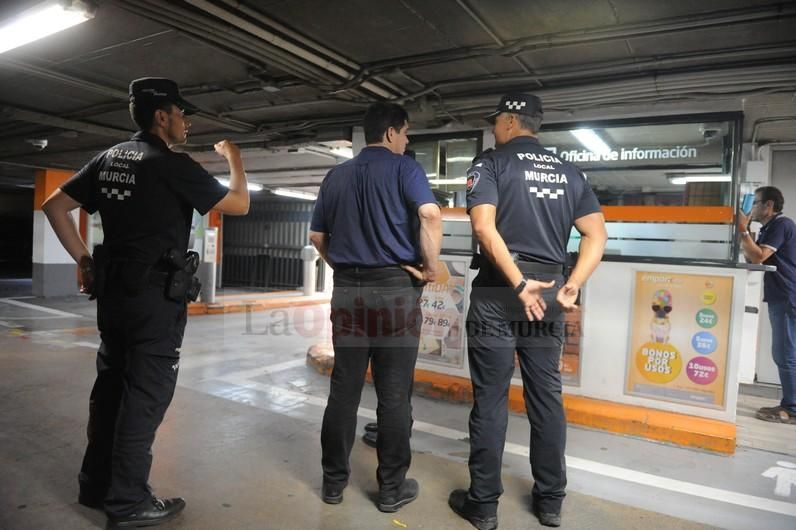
[418,259,467,368]
[625,271,733,408]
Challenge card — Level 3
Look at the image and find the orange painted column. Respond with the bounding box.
[32,168,78,296]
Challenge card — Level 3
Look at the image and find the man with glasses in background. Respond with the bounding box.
[738,186,796,424]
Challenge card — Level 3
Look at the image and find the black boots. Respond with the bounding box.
[377,478,419,513]
[448,489,498,530]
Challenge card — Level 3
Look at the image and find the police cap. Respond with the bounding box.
[484,93,543,123]
[129,77,199,115]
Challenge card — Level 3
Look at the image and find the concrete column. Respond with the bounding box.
[352,126,366,156]
[482,128,495,151]
[208,210,223,289]
[32,169,78,297]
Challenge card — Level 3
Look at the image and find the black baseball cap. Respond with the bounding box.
[484,93,543,123]
[129,77,199,115]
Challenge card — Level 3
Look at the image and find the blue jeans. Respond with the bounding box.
[768,301,796,413]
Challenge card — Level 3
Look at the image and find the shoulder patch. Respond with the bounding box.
[466,170,480,194]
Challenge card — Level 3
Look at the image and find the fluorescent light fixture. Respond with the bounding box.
[570,129,611,156]
[0,1,95,55]
[428,177,467,185]
[668,175,731,185]
[273,188,317,200]
[216,177,262,191]
[331,146,353,159]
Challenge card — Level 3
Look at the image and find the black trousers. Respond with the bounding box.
[465,269,568,516]
[79,272,186,517]
[321,266,422,493]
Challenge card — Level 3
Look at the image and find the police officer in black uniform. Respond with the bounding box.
[42,77,250,528]
[448,94,607,529]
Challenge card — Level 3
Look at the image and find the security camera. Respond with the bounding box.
[698,123,727,141]
[26,138,48,150]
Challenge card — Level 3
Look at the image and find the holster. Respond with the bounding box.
[162,249,202,302]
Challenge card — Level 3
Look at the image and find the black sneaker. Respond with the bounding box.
[322,482,345,504]
[377,478,419,513]
[107,497,185,528]
[364,422,378,433]
[362,430,378,448]
[532,504,561,527]
[448,489,498,530]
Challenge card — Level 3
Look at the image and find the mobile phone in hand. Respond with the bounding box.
[741,193,754,215]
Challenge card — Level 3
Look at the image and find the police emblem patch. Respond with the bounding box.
[101,187,132,201]
[529,186,565,199]
[466,170,480,194]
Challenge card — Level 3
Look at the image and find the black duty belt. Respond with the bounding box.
[473,253,566,275]
[335,264,410,271]
[515,260,566,275]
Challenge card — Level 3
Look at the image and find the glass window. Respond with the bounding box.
[409,133,481,207]
[538,119,737,207]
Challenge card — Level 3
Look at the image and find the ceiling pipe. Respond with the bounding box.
[0,159,69,171]
[440,63,796,107]
[752,116,796,144]
[0,58,256,133]
[395,44,796,103]
[134,0,400,108]
[361,3,796,76]
[118,0,340,86]
[0,58,127,99]
[215,0,407,97]
[184,0,399,99]
[134,1,331,81]
[219,98,370,117]
[1,106,132,139]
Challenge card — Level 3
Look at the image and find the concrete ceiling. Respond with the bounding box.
[0,0,795,192]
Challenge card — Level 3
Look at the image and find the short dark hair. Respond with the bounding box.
[129,100,175,132]
[755,186,785,212]
[364,102,409,144]
[516,113,543,134]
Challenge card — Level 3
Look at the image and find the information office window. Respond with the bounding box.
[410,132,482,207]
[537,114,741,210]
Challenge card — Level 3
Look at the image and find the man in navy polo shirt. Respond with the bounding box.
[309,102,442,512]
[448,94,607,529]
[738,186,796,424]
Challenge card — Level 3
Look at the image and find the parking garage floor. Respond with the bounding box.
[1,295,795,529]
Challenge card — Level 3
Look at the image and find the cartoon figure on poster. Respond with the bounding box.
[649,289,672,343]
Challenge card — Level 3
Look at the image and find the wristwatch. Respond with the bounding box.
[513,278,527,296]
[741,231,750,237]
